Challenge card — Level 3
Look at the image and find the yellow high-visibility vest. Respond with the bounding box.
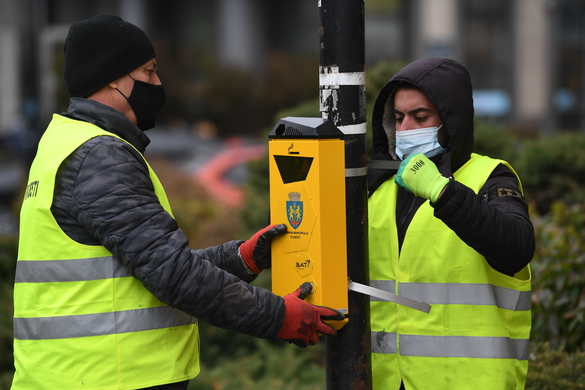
[13,114,200,390]
[369,153,531,390]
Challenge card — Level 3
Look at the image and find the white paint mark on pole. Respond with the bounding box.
[320,89,339,112]
[336,123,367,135]
[319,66,365,89]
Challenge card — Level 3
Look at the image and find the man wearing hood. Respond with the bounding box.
[12,15,343,390]
[368,58,535,389]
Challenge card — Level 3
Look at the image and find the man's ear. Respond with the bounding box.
[109,74,128,90]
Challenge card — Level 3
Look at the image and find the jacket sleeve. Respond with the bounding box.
[191,241,257,284]
[67,137,284,339]
[432,164,535,275]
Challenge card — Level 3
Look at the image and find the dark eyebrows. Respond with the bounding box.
[393,107,433,116]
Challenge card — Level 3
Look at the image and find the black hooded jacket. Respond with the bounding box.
[368,58,535,276]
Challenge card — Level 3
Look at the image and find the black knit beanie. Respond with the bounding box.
[63,15,156,98]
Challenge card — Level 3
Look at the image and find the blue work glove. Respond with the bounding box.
[395,153,450,203]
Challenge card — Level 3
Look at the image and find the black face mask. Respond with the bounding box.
[117,75,166,130]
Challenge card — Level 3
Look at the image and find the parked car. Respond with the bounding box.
[146,126,266,207]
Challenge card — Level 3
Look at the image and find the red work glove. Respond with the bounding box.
[277,282,345,348]
[239,224,287,274]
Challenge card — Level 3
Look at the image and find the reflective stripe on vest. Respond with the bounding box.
[14,306,196,340]
[14,256,197,340]
[13,115,200,390]
[369,280,531,311]
[371,332,529,360]
[368,153,531,390]
[15,256,130,283]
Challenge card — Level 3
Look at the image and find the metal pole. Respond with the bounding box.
[319,1,370,389]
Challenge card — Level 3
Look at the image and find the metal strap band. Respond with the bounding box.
[346,167,368,177]
[368,160,401,170]
[349,281,431,313]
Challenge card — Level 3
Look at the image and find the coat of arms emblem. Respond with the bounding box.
[286,192,303,230]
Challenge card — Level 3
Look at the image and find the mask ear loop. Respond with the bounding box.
[115,74,135,100]
[116,88,129,100]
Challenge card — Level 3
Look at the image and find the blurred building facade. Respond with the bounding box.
[0,0,584,140]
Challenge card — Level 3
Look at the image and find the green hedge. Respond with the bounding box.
[527,343,585,389]
[474,124,585,214]
[530,202,585,353]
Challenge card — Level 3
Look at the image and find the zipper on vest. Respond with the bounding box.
[399,198,416,228]
[397,196,417,252]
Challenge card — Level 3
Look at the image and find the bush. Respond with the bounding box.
[149,157,243,246]
[526,343,585,389]
[474,126,585,214]
[514,132,585,214]
[473,120,519,163]
[239,154,271,238]
[530,202,585,353]
[190,327,327,390]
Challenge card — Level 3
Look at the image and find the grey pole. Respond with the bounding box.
[318,1,371,389]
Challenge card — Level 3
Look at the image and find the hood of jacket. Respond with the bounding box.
[369,57,475,193]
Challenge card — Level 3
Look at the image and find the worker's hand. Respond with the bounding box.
[277,282,345,348]
[395,153,450,203]
[239,224,287,274]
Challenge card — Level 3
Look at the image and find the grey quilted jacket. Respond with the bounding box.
[52,98,284,340]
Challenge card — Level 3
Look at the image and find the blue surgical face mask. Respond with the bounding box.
[395,125,444,160]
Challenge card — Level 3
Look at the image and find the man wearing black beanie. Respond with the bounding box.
[12,14,344,390]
